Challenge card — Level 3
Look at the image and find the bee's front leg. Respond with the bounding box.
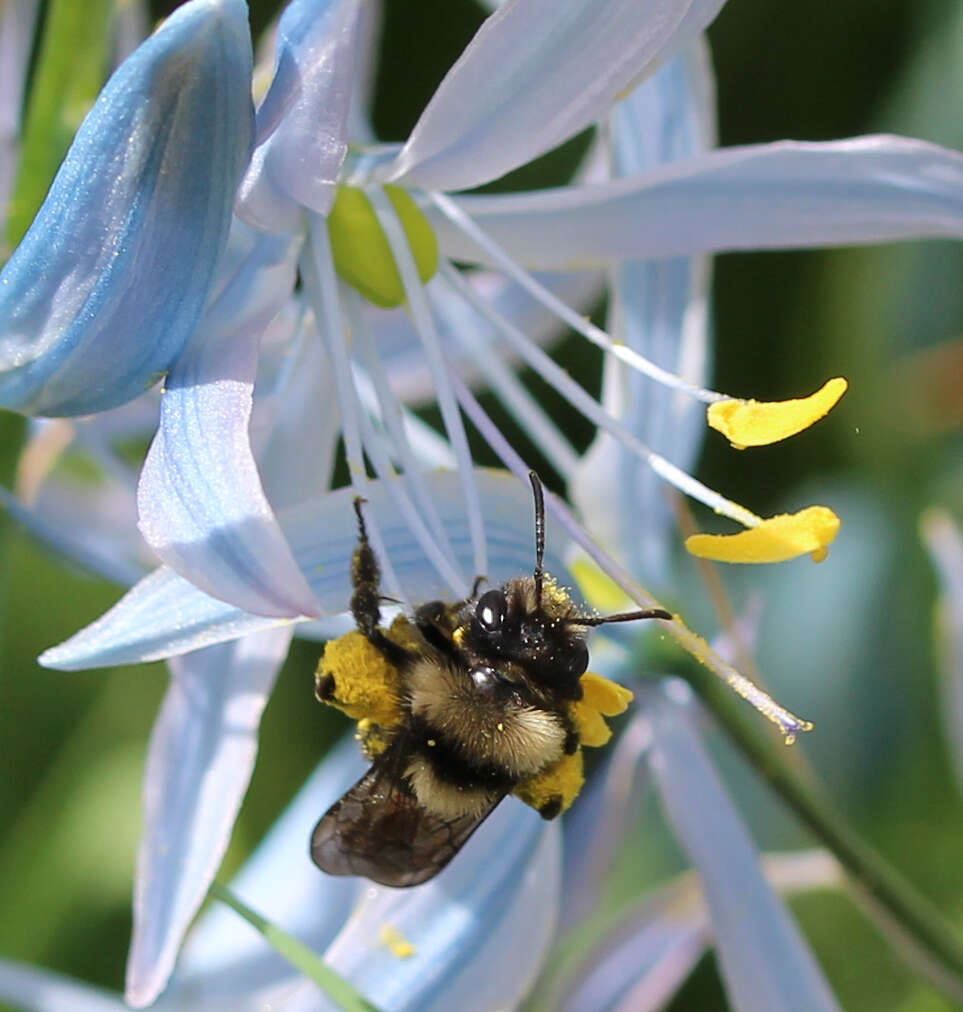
[350,497,383,639]
[350,498,413,669]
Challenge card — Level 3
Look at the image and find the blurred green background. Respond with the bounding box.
[3,0,963,1009]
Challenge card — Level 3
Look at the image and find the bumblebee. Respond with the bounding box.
[310,472,670,887]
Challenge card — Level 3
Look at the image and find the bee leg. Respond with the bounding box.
[351,498,413,668]
[537,797,563,820]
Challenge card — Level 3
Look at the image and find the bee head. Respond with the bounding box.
[460,473,671,699]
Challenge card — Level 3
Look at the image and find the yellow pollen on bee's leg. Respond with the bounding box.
[707,377,848,449]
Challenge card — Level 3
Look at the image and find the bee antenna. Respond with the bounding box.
[566,608,672,628]
[529,471,545,609]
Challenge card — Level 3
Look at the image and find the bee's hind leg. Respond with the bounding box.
[350,498,413,668]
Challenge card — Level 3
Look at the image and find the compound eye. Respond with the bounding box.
[565,641,589,679]
[475,589,507,632]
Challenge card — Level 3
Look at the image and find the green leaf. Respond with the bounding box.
[209,881,382,1012]
[6,0,114,248]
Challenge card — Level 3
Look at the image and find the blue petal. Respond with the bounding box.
[125,628,293,1009]
[172,735,366,998]
[571,47,712,586]
[319,802,560,1012]
[237,0,365,231]
[40,469,569,669]
[432,135,963,269]
[0,0,254,416]
[388,0,726,191]
[137,221,321,619]
[645,683,840,1012]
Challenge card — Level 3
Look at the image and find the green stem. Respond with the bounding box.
[209,881,381,1012]
[684,661,963,1002]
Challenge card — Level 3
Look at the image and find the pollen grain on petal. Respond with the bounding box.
[685,506,841,564]
[707,377,848,449]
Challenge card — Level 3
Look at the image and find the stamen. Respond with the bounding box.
[351,376,470,597]
[449,374,812,744]
[342,291,469,598]
[351,368,457,469]
[437,271,581,478]
[707,377,848,449]
[369,186,488,580]
[301,218,405,603]
[685,507,841,564]
[432,193,846,444]
[442,261,762,530]
[431,190,724,405]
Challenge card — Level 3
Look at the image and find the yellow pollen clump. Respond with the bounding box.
[327,184,438,308]
[685,506,841,564]
[514,672,633,814]
[707,377,848,449]
[315,617,421,727]
[514,749,584,814]
[570,672,634,747]
[379,924,416,959]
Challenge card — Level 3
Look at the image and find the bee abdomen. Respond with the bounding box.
[409,716,518,793]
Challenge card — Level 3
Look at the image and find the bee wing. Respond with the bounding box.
[311,745,501,888]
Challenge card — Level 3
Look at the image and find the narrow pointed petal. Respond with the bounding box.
[126,627,293,1009]
[561,880,710,1012]
[571,47,713,584]
[0,0,254,416]
[561,852,841,1012]
[137,223,321,619]
[432,136,963,269]
[0,958,128,1012]
[320,802,560,1012]
[41,470,567,669]
[645,684,841,1012]
[388,0,725,191]
[175,735,365,995]
[237,0,365,231]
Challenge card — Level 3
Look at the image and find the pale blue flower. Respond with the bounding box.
[5,0,963,1007]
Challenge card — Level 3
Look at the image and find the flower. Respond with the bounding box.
[5,0,963,1006]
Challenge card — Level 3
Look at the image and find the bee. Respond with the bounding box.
[310,472,670,887]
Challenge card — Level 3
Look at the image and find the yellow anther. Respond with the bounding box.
[685,506,841,564]
[707,377,848,449]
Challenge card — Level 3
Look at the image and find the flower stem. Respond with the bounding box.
[209,881,381,1012]
[683,660,963,1002]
